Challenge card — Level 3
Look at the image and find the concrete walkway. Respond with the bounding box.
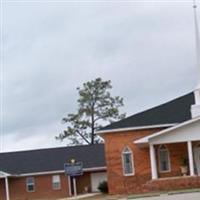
[60,193,99,200]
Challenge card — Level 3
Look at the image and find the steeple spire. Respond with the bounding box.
[193,0,200,88]
[191,0,200,118]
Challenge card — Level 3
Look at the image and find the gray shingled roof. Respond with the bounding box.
[101,92,195,131]
[0,144,105,175]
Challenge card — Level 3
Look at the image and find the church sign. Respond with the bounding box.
[64,161,83,177]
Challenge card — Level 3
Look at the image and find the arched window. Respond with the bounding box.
[122,147,134,176]
[158,145,170,172]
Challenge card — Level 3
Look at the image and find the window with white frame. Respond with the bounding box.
[52,175,61,190]
[122,147,134,176]
[158,145,170,172]
[26,177,35,192]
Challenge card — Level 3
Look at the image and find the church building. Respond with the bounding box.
[97,2,200,195]
[1,2,200,200]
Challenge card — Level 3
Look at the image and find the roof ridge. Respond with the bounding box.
[128,91,194,118]
[101,91,194,131]
[0,143,104,155]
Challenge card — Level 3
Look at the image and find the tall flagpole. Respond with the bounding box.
[193,0,200,89]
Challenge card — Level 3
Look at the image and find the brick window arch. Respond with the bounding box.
[122,146,135,176]
[158,145,171,173]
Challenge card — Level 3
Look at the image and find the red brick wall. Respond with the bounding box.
[0,170,106,200]
[7,173,69,200]
[103,128,198,194]
[0,179,6,200]
[103,129,162,194]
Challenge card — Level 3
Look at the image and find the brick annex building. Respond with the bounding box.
[0,144,107,200]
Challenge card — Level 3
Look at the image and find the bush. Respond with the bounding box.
[98,180,108,194]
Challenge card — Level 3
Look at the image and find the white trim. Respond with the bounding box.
[12,167,107,177]
[123,173,135,177]
[83,166,107,172]
[121,147,135,176]
[19,170,64,177]
[134,117,200,144]
[97,124,176,134]
[0,171,10,178]
[158,145,171,173]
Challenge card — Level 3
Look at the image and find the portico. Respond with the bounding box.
[135,117,200,180]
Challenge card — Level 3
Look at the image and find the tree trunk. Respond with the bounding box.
[90,102,95,144]
[91,113,94,144]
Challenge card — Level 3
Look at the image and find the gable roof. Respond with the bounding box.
[100,92,194,132]
[135,117,200,144]
[0,144,105,175]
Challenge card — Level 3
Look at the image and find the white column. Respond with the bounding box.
[5,177,10,200]
[187,141,195,176]
[72,177,77,196]
[150,144,158,180]
[68,176,72,197]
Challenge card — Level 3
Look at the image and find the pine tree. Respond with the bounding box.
[57,78,125,145]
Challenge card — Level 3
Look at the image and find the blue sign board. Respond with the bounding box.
[64,162,83,177]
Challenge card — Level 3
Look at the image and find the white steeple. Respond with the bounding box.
[191,0,200,118]
[194,0,200,88]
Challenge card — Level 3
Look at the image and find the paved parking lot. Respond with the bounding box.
[130,192,200,200]
[63,191,200,200]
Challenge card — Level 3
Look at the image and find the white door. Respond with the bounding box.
[194,147,200,175]
[90,172,107,192]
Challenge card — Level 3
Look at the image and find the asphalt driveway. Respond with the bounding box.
[63,191,200,200]
[131,192,200,200]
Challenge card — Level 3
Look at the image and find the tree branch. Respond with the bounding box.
[76,130,91,144]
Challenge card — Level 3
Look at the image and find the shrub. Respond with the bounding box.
[98,180,108,194]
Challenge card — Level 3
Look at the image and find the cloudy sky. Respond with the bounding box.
[1,0,199,152]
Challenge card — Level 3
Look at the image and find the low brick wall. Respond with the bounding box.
[144,176,200,192]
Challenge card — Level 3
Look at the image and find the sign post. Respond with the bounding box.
[64,160,83,197]
[72,177,77,196]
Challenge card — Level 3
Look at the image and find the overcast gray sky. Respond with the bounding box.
[1,0,199,152]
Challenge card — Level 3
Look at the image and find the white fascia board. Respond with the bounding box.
[0,171,11,178]
[96,124,176,135]
[134,117,200,144]
[18,170,65,177]
[13,166,107,177]
[134,138,149,144]
[83,166,106,172]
